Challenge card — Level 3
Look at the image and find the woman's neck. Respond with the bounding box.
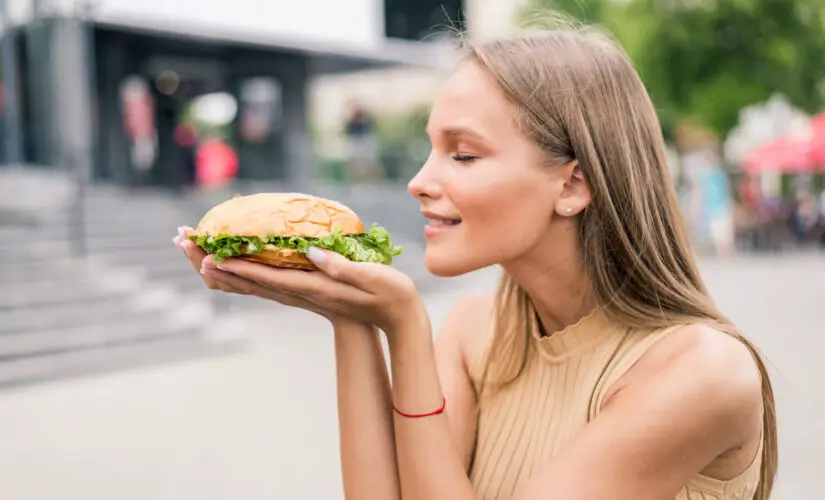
[502,233,596,336]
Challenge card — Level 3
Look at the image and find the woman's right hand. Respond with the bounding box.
[173,226,364,328]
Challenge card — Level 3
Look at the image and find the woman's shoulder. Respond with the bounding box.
[629,323,763,394]
[609,323,764,449]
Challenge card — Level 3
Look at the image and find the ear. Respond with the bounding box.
[554,161,591,217]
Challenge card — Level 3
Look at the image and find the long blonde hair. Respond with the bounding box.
[467,27,777,499]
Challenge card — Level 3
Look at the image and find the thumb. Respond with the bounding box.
[306,246,368,288]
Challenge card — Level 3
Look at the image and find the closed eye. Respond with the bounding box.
[452,154,479,163]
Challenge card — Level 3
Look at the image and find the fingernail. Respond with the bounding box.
[201,261,217,274]
[307,246,326,264]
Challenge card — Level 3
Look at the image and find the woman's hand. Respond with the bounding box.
[174,226,339,322]
[173,226,426,333]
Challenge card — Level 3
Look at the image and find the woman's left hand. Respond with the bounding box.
[202,244,426,334]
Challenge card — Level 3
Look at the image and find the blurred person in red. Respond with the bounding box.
[195,137,238,190]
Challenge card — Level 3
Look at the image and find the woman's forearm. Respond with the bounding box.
[387,312,476,500]
[333,321,401,500]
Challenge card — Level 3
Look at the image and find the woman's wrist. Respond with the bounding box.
[385,300,431,349]
[332,317,377,335]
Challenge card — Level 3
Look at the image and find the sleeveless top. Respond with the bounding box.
[468,308,762,500]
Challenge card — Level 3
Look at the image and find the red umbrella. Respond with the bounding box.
[810,112,825,164]
[742,112,825,174]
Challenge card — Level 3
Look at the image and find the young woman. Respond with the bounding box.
[175,27,777,500]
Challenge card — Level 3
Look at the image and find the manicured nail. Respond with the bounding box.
[173,227,186,247]
[307,246,326,264]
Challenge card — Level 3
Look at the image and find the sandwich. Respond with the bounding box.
[188,192,402,270]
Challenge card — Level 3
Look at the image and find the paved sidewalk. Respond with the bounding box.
[0,269,497,500]
[0,256,822,499]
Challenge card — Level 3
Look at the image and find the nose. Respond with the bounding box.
[407,154,442,201]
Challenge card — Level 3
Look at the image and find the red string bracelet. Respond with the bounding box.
[393,397,447,419]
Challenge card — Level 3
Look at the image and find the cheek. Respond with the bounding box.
[452,171,554,249]
[422,169,555,276]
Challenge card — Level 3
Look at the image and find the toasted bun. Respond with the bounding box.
[195,192,364,238]
[241,248,315,271]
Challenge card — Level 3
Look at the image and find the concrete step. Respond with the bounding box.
[0,305,212,360]
[1,248,186,280]
[7,245,182,275]
[0,262,79,283]
[1,264,99,287]
[95,246,184,268]
[0,327,244,389]
[0,257,131,285]
[9,236,178,260]
[5,206,187,232]
[141,258,198,280]
[0,289,175,334]
[3,221,186,245]
[76,212,185,224]
[0,279,136,311]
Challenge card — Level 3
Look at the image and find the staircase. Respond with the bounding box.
[1,180,448,388]
[0,185,246,388]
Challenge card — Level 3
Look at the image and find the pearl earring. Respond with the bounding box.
[565,207,573,214]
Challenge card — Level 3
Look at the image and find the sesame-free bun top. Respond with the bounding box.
[195,193,364,238]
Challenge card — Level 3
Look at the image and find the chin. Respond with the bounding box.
[424,249,486,278]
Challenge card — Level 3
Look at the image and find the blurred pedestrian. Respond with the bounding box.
[703,167,735,257]
[819,191,825,247]
[344,101,381,183]
[174,122,199,191]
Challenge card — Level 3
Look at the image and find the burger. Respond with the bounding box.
[188,192,402,270]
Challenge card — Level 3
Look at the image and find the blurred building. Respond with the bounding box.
[309,0,531,133]
[0,0,459,187]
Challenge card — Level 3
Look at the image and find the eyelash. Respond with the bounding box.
[452,154,479,163]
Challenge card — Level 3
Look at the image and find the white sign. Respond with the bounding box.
[9,0,384,50]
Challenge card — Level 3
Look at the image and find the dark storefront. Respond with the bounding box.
[0,13,452,189]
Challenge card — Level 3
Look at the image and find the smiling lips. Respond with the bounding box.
[427,219,461,226]
[422,211,462,237]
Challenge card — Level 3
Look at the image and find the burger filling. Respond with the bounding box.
[190,224,403,264]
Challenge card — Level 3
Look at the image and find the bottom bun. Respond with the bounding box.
[240,248,316,271]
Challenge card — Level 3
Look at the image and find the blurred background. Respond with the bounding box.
[0,0,822,498]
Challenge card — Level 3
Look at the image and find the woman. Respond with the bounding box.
[174,27,776,500]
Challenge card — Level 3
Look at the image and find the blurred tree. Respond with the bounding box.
[525,0,825,139]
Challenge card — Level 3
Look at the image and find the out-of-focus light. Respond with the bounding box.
[191,92,238,126]
[155,70,180,95]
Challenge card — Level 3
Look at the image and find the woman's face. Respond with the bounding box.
[408,61,575,277]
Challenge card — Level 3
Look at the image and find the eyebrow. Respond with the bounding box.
[428,126,488,141]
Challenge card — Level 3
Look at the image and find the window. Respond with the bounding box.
[384,0,466,41]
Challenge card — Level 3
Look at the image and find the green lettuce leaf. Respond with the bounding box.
[190,224,403,264]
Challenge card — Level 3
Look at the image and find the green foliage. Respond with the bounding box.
[526,0,825,137]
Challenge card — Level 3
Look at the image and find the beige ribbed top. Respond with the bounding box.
[468,309,762,500]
